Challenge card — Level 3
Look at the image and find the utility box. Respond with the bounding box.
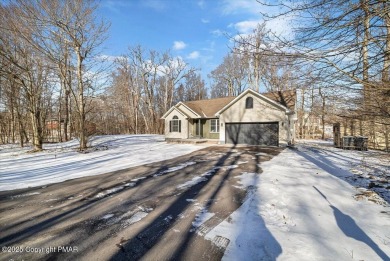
[342,136,368,151]
[353,136,368,151]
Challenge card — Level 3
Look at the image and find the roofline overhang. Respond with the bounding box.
[160,106,189,119]
[215,89,291,117]
[176,102,202,118]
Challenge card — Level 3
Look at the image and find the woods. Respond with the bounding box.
[0,0,389,150]
[0,0,108,151]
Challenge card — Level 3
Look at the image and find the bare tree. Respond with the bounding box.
[109,46,199,134]
[209,53,248,97]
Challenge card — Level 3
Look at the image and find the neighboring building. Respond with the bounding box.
[45,119,66,142]
[161,89,297,146]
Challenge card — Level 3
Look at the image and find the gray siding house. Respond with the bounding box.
[161,89,297,146]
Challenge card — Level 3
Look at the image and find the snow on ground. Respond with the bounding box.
[205,141,390,261]
[0,135,206,191]
[191,209,215,233]
[297,139,390,204]
[153,161,197,177]
[177,176,208,190]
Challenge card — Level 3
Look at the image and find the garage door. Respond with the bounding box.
[225,122,279,146]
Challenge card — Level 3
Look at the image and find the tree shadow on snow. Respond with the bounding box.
[313,186,389,260]
[295,148,390,205]
[229,157,282,260]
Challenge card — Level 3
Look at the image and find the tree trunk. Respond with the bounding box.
[382,0,390,83]
[76,47,87,150]
[30,109,43,151]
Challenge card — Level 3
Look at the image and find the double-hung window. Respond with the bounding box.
[170,116,181,132]
[210,119,220,133]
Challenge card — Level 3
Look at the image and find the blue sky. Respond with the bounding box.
[97,0,289,86]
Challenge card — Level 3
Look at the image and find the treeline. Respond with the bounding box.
[103,46,207,135]
[210,0,390,149]
[0,1,209,150]
[0,0,108,151]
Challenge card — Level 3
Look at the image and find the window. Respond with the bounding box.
[245,97,253,109]
[210,119,220,133]
[169,116,181,132]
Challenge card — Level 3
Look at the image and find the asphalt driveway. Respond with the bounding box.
[0,145,282,261]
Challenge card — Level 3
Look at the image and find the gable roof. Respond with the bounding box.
[183,96,236,118]
[216,89,291,116]
[176,102,202,118]
[162,89,296,119]
[161,105,190,119]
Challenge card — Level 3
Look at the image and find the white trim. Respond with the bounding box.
[210,119,220,133]
[161,106,187,119]
[176,102,201,118]
[170,117,180,132]
[215,89,289,116]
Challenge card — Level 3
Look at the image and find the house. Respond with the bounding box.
[45,118,66,142]
[161,89,297,146]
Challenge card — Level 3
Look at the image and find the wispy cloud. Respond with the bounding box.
[101,0,133,13]
[202,40,216,52]
[221,0,261,15]
[142,0,167,11]
[96,54,123,62]
[187,51,200,60]
[201,18,210,24]
[198,0,205,9]
[173,41,187,50]
[211,29,224,37]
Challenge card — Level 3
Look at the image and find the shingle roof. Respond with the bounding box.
[262,90,296,110]
[183,96,236,118]
[182,90,296,118]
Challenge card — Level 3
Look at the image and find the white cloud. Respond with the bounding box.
[187,51,200,60]
[234,20,260,34]
[266,16,294,38]
[201,18,210,24]
[222,0,294,38]
[221,0,261,15]
[173,41,187,50]
[232,17,293,38]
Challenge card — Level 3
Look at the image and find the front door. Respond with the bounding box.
[195,119,203,137]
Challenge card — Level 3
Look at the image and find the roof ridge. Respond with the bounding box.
[183,96,236,103]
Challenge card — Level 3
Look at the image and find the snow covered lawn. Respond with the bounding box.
[205,141,390,260]
[0,135,206,191]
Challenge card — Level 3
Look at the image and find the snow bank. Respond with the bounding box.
[206,144,390,260]
[0,135,206,191]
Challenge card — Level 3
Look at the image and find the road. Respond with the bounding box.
[0,145,282,261]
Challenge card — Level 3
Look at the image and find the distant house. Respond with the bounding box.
[161,89,297,146]
[45,119,66,142]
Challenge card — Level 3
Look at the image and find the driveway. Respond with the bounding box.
[0,146,282,261]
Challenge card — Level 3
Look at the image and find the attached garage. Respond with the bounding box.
[225,122,279,146]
